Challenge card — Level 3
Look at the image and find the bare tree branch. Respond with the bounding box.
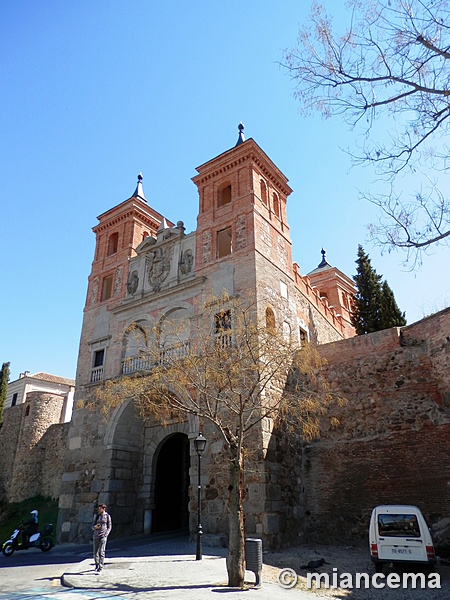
[284,0,450,261]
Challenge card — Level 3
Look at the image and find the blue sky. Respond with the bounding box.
[1,1,449,382]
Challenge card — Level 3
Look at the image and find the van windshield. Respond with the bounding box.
[377,514,421,538]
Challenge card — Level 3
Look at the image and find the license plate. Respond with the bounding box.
[391,548,412,555]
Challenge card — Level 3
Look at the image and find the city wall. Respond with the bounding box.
[303,306,450,543]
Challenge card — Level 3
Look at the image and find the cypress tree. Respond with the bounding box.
[351,245,383,334]
[0,362,10,426]
[351,245,406,334]
[380,280,407,329]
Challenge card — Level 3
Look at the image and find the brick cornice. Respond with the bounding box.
[192,139,293,197]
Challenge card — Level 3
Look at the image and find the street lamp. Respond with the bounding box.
[194,432,207,560]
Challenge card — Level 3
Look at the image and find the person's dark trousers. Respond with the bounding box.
[93,537,107,570]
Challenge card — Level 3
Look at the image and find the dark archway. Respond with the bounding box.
[153,433,190,532]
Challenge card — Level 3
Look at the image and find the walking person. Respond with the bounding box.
[92,503,112,572]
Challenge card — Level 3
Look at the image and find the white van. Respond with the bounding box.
[369,505,436,571]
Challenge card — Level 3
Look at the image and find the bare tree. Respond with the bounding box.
[284,0,450,264]
[89,293,344,588]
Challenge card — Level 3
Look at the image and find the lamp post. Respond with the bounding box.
[194,432,207,560]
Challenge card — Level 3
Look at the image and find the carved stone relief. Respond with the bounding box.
[146,244,174,292]
[90,277,99,306]
[114,267,123,296]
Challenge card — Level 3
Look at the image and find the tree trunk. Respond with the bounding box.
[226,451,245,588]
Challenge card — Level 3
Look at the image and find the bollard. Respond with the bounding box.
[245,537,262,587]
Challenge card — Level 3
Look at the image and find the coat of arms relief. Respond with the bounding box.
[146,244,174,292]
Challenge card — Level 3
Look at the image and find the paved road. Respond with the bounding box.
[0,532,320,600]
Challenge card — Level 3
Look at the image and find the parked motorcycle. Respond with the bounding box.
[2,523,54,557]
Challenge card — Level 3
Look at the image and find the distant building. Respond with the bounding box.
[0,371,75,503]
[5,371,75,423]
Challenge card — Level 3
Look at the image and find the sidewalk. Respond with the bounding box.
[61,536,319,599]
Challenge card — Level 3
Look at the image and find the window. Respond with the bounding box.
[299,327,308,346]
[272,193,280,218]
[342,292,350,310]
[280,281,288,299]
[159,309,191,365]
[101,275,113,301]
[91,349,105,383]
[265,307,276,331]
[122,324,152,374]
[93,349,105,368]
[283,321,291,341]
[378,513,421,538]
[11,393,18,407]
[107,232,119,256]
[218,184,232,207]
[215,310,232,347]
[25,404,31,416]
[260,180,267,205]
[142,231,149,241]
[217,227,232,257]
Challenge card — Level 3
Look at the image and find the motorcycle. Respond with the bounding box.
[2,523,54,557]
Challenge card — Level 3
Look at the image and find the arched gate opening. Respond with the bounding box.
[153,433,190,532]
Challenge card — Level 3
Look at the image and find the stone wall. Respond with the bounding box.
[302,307,450,543]
[0,404,22,502]
[0,392,68,504]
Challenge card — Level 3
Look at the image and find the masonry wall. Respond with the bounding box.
[0,404,22,502]
[302,307,450,543]
[0,393,68,504]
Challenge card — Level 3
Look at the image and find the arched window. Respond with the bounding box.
[25,404,31,416]
[122,323,150,374]
[260,180,268,205]
[107,232,119,256]
[142,231,149,241]
[265,307,276,331]
[218,184,232,207]
[159,308,191,362]
[272,193,280,218]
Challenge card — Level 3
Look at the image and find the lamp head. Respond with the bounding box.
[194,433,207,455]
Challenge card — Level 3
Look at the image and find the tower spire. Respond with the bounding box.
[132,172,147,202]
[235,122,245,146]
[318,248,331,268]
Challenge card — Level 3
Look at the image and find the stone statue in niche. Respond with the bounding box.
[146,244,174,292]
[127,270,139,295]
[179,249,194,276]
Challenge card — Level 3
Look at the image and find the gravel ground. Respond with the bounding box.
[261,543,449,599]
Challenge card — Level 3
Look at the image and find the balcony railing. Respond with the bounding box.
[121,341,191,375]
[158,341,190,364]
[215,332,233,349]
[122,353,153,375]
[90,366,104,383]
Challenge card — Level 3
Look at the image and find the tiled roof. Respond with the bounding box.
[31,372,75,386]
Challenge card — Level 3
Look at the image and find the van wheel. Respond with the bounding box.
[374,562,383,574]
